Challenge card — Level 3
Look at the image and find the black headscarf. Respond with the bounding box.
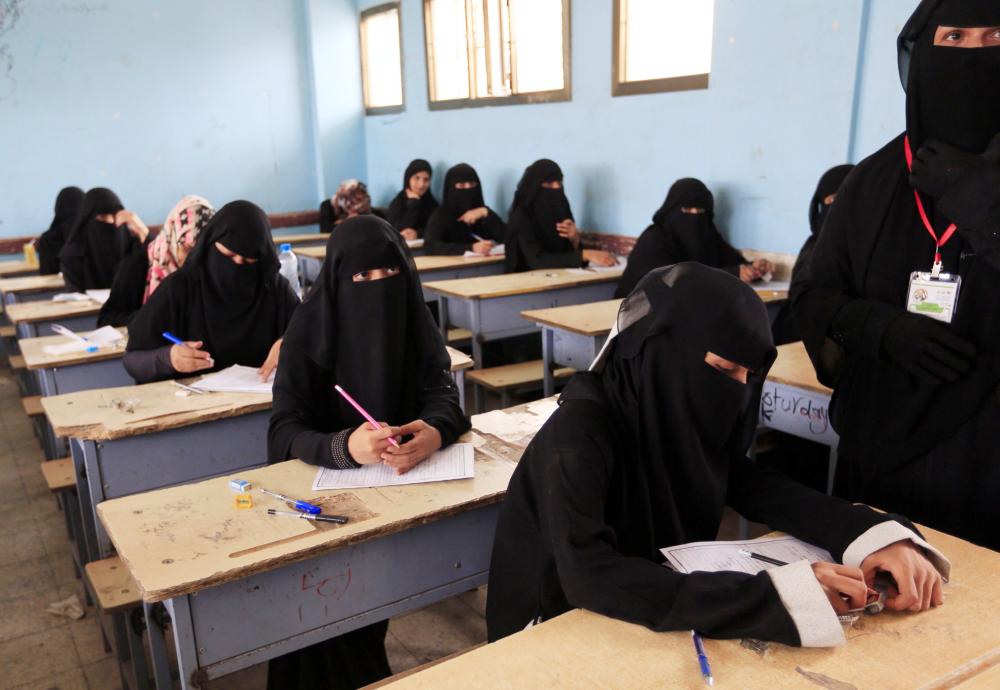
[901,0,1000,152]
[126,201,296,372]
[37,187,84,275]
[615,179,745,298]
[808,165,855,235]
[59,188,133,290]
[385,159,439,234]
[284,215,448,425]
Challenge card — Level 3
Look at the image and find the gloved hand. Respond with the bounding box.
[881,312,976,386]
[909,133,1000,202]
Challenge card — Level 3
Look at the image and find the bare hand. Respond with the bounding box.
[348,422,402,465]
[739,263,763,283]
[405,188,421,200]
[811,561,868,615]
[556,219,579,246]
[170,341,214,373]
[458,207,488,225]
[752,258,775,276]
[380,420,442,474]
[400,228,419,241]
[583,249,617,267]
[115,210,150,243]
[860,540,943,612]
[257,338,282,382]
[471,240,495,256]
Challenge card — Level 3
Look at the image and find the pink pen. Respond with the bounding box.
[334,384,400,448]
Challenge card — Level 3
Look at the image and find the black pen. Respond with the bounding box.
[738,548,787,567]
[267,508,348,524]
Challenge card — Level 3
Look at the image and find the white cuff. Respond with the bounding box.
[842,521,951,582]
[766,560,845,648]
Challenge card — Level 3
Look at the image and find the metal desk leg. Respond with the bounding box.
[72,439,101,565]
[125,608,152,690]
[542,328,555,398]
[165,597,200,690]
[471,302,483,368]
[437,296,449,339]
[145,602,174,690]
[826,447,839,496]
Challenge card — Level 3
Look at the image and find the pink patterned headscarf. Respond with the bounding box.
[332,179,372,224]
[143,196,215,303]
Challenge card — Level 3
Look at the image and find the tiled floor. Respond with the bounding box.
[0,366,487,690]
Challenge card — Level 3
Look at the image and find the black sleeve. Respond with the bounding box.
[939,165,1000,272]
[424,213,472,256]
[615,227,675,299]
[60,256,85,293]
[509,211,583,271]
[717,234,749,275]
[319,200,335,234]
[122,346,177,384]
[97,246,149,328]
[480,209,507,244]
[536,430,802,644]
[417,366,470,447]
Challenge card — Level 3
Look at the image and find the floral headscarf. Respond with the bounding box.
[144,195,215,303]
[332,179,372,224]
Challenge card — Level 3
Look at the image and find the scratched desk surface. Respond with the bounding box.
[378,525,1000,690]
[97,397,557,603]
[0,273,65,294]
[5,298,102,324]
[20,327,127,369]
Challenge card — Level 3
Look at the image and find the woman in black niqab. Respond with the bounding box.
[791,0,1000,548]
[487,263,947,645]
[423,163,506,255]
[37,187,83,275]
[59,188,138,291]
[615,178,760,298]
[266,216,469,690]
[124,200,299,384]
[385,158,438,240]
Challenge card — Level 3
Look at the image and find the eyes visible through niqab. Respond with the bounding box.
[352,266,401,283]
[703,351,751,385]
[933,25,1000,48]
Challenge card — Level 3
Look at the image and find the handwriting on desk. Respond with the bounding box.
[760,386,830,435]
[301,566,352,599]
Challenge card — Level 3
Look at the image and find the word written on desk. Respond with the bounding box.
[759,382,837,445]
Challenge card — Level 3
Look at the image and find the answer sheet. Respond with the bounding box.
[311,443,474,490]
[463,244,505,257]
[42,325,125,355]
[660,535,832,575]
[191,365,273,394]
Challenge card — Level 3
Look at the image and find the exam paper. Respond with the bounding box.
[660,535,832,575]
[757,280,790,292]
[191,364,273,394]
[42,325,125,355]
[51,289,110,304]
[566,260,624,275]
[463,244,506,258]
[311,443,474,490]
[85,289,111,304]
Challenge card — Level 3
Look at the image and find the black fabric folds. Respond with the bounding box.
[808,165,856,236]
[125,201,297,381]
[487,263,904,643]
[423,164,506,255]
[385,159,439,236]
[59,188,135,291]
[37,187,83,275]
[616,179,746,298]
[505,159,581,271]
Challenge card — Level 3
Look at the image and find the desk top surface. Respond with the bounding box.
[20,327,128,369]
[0,261,38,278]
[424,268,624,300]
[296,247,503,273]
[0,273,65,294]
[768,342,831,395]
[380,526,1000,690]
[5,298,102,324]
[273,232,327,245]
[97,397,557,602]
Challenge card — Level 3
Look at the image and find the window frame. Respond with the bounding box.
[360,2,406,116]
[422,0,573,111]
[611,0,711,98]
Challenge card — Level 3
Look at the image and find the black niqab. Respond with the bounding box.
[808,165,855,236]
[126,201,295,372]
[37,187,83,275]
[59,188,133,290]
[441,163,485,217]
[505,159,578,271]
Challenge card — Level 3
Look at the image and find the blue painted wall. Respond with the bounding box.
[0,0,363,237]
[360,0,919,254]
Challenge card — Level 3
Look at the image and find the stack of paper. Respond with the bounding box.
[660,535,832,575]
[191,365,273,394]
[567,260,624,275]
[85,289,111,304]
[51,289,111,304]
[463,244,506,258]
[42,325,125,355]
[311,443,474,490]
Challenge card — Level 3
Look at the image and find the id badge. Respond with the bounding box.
[906,271,961,324]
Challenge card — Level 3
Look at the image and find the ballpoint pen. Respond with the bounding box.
[267,508,348,524]
[692,631,714,687]
[259,488,322,515]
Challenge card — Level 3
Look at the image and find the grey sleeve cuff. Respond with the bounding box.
[766,560,846,648]
[842,521,952,582]
[329,428,361,470]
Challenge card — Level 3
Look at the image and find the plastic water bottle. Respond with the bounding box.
[278,243,302,298]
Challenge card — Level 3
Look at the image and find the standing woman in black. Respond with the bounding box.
[505,159,616,272]
[791,0,1000,549]
[385,159,438,240]
[423,163,505,256]
[59,188,149,291]
[615,178,773,298]
[487,264,947,645]
[267,216,469,689]
[124,201,298,384]
[36,186,83,275]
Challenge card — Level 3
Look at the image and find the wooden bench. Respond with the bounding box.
[447,327,472,344]
[41,457,75,492]
[85,556,142,614]
[84,555,151,690]
[9,353,25,370]
[0,324,16,338]
[21,394,43,417]
[466,359,575,411]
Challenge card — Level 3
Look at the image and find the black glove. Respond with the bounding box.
[881,312,976,386]
[909,133,1000,202]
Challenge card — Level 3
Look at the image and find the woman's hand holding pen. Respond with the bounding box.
[348,423,401,464]
[811,562,869,614]
[380,420,442,475]
[170,341,214,373]
[400,228,419,241]
[471,240,495,256]
[861,541,943,612]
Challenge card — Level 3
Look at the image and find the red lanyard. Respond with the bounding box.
[904,136,958,269]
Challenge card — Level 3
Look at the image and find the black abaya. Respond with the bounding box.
[505,159,583,272]
[423,164,506,255]
[59,188,138,291]
[37,187,83,275]
[97,238,151,328]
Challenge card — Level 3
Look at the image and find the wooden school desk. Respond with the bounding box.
[0,272,65,305]
[376,525,1000,690]
[97,397,558,690]
[522,287,790,398]
[0,259,39,278]
[273,232,329,249]
[6,298,101,339]
[425,268,624,367]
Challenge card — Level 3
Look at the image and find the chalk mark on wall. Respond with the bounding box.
[0,0,24,101]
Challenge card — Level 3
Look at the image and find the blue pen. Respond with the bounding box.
[162,331,184,346]
[692,631,714,687]
[469,232,485,242]
[259,488,322,515]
